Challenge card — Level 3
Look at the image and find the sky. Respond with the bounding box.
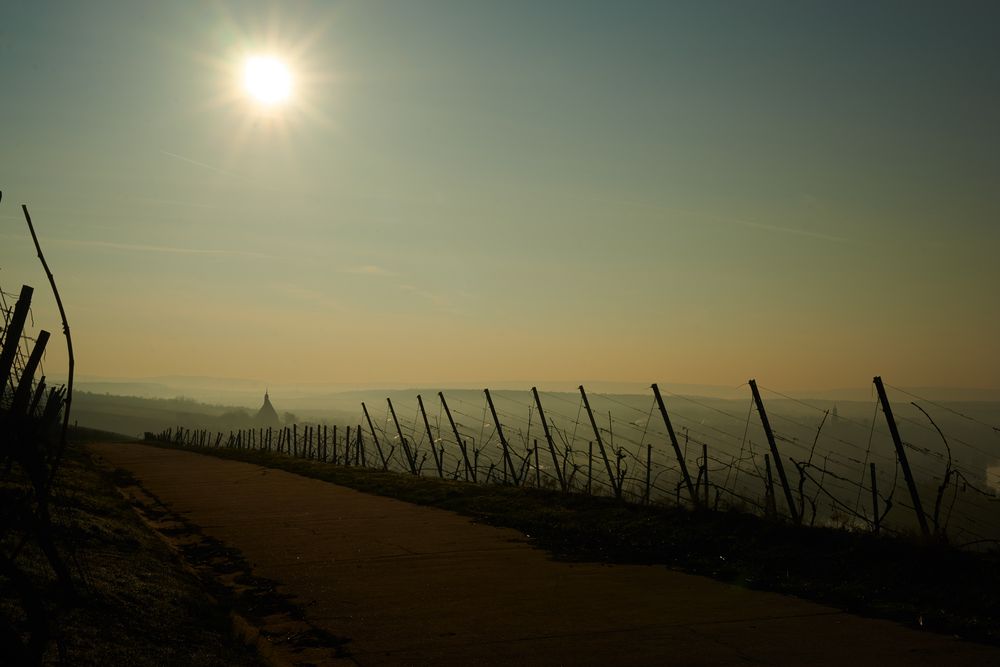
[1,1,998,391]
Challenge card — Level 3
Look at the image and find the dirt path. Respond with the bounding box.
[89,442,999,666]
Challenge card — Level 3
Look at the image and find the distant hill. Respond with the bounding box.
[61,375,1000,411]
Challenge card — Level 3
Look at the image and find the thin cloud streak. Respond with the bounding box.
[398,283,453,309]
[341,264,396,276]
[590,194,854,245]
[663,207,853,244]
[127,195,221,210]
[41,236,273,258]
[160,150,237,177]
[719,215,852,244]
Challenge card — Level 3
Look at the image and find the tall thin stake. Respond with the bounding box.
[361,402,389,470]
[579,385,619,498]
[417,395,444,478]
[870,462,880,535]
[23,205,74,489]
[531,388,566,491]
[873,376,929,538]
[651,384,699,508]
[387,398,417,474]
[484,388,517,485]
[439,392,475,482]
[749,379,799,523]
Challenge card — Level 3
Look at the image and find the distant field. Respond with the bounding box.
[72,391,358,437]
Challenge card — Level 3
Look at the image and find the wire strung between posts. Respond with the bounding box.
[659,386,749,424]
[853,399,881,516]
[756,391,963,482]
[727,399,756,492]
[886,382,1000,435]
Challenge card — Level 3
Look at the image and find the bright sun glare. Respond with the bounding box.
[244,56,292,105]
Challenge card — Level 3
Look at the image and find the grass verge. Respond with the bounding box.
[151,441,1000,647]
[1,435,262,665]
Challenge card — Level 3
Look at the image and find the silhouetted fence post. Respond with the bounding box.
[469,440,478,480]
[702,443,709,508]
[485,388,517,485]
[11,329,49,415]
[534,440,540,487]
[440,392,475,482]
[27,378,50,418]
[587,441,593,494]
[764,454,776,517]
[579,385,620,499]
[28,376,46,417]
[0,285,33,396]
[870,462,880,535]
[361,402,389,470]
[873,376,930,539]
[645,444,652,504]
[344,425,351,467]
[531,388,566,492]
[749,379,799,523]
[357,426,366,466]
[418,394,444,478]
[651,383,699,508]
[387,398,418,475]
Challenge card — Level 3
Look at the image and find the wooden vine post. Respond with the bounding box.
[873,376,930,538]
[749,379,799,523]
[531,387,566,491]
[484,388,517,485]
[579,385,620,499]
[439,392,475,482]
[361,402,389,470]
[417,394,444,478]
[651,384,699,508]
[0,285,33,395]
[387,397,418,475]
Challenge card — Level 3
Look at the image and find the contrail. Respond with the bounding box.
[45,237,272,258]
[160,150,236,176]
[722,216,852,244]
[582,196,855,245]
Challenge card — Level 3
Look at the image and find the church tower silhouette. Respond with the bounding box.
[254,390,281,427]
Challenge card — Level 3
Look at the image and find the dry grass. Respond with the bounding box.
[1,434,261,665]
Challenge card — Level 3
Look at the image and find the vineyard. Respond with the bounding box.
[1,200,76,663]
[152,378,1000,548]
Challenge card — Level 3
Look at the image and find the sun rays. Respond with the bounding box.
[175,5,343,171]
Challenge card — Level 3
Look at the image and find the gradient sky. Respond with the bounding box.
[1,1,997,390]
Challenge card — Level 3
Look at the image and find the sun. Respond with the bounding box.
[243,55,293,105]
